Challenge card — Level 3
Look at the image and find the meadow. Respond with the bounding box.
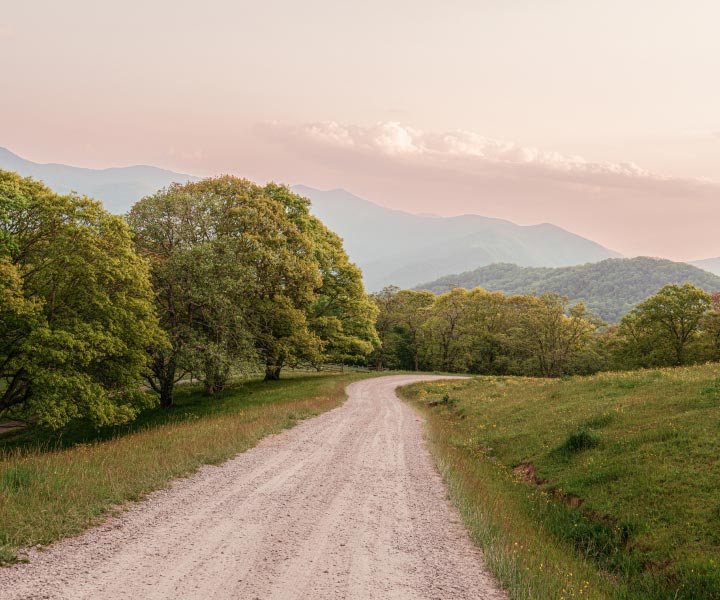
[400,364,720,600]
[0,372,372,564]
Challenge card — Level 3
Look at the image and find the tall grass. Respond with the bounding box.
[0,373,370,563]
[400,364,720,600]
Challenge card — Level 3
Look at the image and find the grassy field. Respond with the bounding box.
[0,372,372,564]
[400,364,720,600]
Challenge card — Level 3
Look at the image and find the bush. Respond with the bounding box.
[558,429,600,455]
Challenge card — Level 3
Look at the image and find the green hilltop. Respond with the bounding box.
[417,257,720,323]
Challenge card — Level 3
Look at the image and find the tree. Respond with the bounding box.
[371,288,435,371]
[128,177,376,397]
[614,284,710,367]
[422,288,470,371]
[305,218,379,366]
[370,286,404,370]
[127,177,319,400]
[394,290,434,371]
[509,294,595,377]
[701,292,720,361]
[238,182,378,378]
[0,171,163,428]
[459,288,511,374]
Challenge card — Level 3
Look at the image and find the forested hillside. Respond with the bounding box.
[417,257,720,323]
[374,284,720,376]
[691,256,720,276]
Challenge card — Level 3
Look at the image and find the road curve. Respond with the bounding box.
[0,375,506,600]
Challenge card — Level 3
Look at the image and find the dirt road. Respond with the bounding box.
[0,375,506,600]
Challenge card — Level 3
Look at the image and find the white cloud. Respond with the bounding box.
[255,120,720,260]
[258,120,706,192]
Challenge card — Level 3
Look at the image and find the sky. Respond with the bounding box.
[1,0,719,259]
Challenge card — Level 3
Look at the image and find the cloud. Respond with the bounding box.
[255,120,720,260]
[258,120,714,196]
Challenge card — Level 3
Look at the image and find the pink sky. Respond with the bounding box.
[1,0,719,259]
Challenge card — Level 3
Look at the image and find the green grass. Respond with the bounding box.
[0,372,373,564]
[400,364,720,600]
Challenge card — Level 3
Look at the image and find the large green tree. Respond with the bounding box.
[128,177,376,401]
[370,286,404,370]
[613,284,710,367]
[0,171,163,428]
[128,177,316,401]
[305,219,378,365]
[422,288,470,372]
[457,288,511,374]
[395,290,435,371]
[508,294,596,377]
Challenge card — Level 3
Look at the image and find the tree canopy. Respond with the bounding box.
[127,177,377,406]
[371,287,597,377]
[6,167,720,430]
[417,258,720,324]
[611,284,711,367]
[0,171,163,428]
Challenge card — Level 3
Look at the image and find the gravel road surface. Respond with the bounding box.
[0,375,506,600]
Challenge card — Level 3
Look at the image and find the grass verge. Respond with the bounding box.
[399,364,720,600]
[0,372,371,564]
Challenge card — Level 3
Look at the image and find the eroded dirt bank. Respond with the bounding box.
[0,375,506,600]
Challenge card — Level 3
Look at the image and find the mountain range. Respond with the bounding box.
[294,186,621,290]
[2,146,718,290]
[0,147,199,214]
[416,257,720,323]
[689,257,720,277]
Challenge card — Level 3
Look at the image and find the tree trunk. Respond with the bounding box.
[264,364,282,381]
[153,355,176,409]
[159,375,174,408]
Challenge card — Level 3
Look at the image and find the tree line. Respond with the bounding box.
[2,168,719,430]
[417,257,720,324]
[372,284,720,376]
[0,171,376,428]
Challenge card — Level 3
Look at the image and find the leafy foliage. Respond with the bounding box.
[0,171,163,428]
[127,177,376,405]
[372,287,597,377]
[417,258,720,323]
[610,284,711,368]
[375,282,720,376]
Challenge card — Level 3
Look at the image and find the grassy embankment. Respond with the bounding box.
[0,372,372,564]
[400,364,720,600]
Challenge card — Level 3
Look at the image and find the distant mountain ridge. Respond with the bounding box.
[690,257,720,277]
[293,186,622,290]
[0,147,199,213]
[417,257,720,323]
[1,147,623,290]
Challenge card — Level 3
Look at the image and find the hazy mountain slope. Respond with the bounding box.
[417,257,720,323]
[690,257,720,277]
[0,148,622,291]
[0,147,198,213]
[294,186,622,290]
